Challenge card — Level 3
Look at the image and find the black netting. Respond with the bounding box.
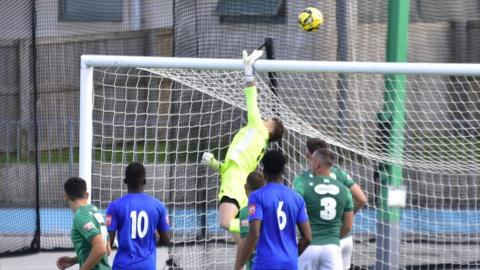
[0,0,39,255]
[0,0,173,255]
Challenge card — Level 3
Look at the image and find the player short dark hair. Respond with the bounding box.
[261,150,286,179]
[312,148,334,168]
[124,162,146,189]
[268,117,284,142]
[306,138,329,154]
[246,172,265,191]
[64,177,87,200]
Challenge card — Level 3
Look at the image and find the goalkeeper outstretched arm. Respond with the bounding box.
[201,49,284,174]
[243,49,265,128]
[206,49,284,169]
[200,49,264,172]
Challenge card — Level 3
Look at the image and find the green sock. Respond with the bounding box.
[228,218,240,233]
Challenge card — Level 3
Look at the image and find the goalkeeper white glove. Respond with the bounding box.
[242,49,263,83]
[201,152,220,171]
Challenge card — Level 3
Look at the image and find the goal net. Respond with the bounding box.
[81,56,480,269]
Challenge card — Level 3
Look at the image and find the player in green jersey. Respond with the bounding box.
[56,177,111,270]
[294,149,354,270]
[305,138,367,214]
[236,172,265,270]
[201,49,284,235]
[304,138,367,269]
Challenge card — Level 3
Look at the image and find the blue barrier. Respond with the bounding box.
[1,208,479,235]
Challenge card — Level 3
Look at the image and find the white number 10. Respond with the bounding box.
[130,210,149,239]
[277,201,287,230]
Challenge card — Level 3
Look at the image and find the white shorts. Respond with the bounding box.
[299,244,342,270]
[340,236,353,270]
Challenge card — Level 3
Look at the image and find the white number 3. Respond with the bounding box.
[320,197,337,220]
[277,201,287,230]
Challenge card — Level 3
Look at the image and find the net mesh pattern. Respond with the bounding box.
[87,66,480,268]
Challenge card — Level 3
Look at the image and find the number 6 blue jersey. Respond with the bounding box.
[106,193,170,270]
[248,183,309,270]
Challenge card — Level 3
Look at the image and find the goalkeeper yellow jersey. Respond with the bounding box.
[221,86,269,174]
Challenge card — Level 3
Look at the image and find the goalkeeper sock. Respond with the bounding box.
[228,218,240,234]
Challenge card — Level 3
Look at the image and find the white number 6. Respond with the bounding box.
[277,201,287,230]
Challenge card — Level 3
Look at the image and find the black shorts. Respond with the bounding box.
[219,195,240,210]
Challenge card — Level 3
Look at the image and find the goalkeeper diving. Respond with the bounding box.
[201,49,284,234]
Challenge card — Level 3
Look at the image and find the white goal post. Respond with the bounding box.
[79,54,480,269]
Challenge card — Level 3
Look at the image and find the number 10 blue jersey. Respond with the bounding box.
[106,193,170,270]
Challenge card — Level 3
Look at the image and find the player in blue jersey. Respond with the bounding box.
[235,150,312,270]
[106,162,171,270]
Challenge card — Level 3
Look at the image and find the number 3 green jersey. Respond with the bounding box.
[293,171,353,246]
